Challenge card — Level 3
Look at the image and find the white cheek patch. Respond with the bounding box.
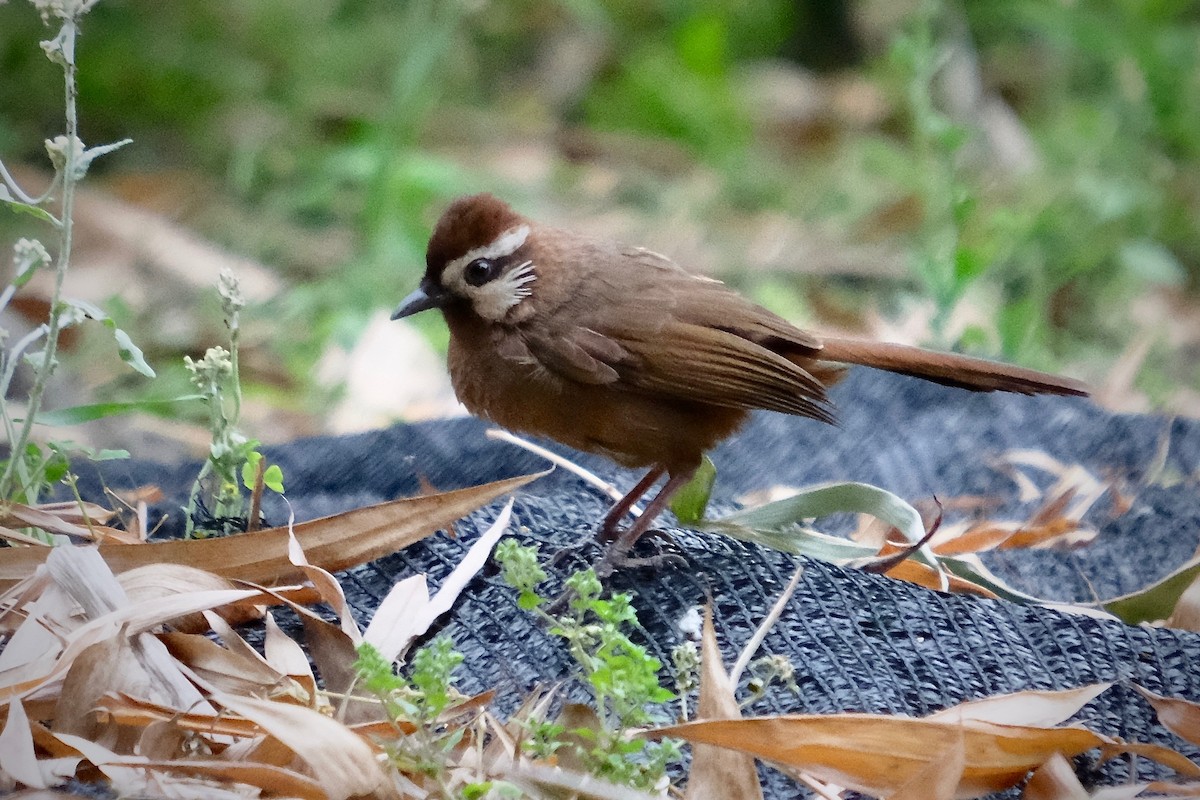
[472,259,536,321]
[442,224,531,294]
[441,225,537,321]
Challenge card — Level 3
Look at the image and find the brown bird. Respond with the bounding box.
[393,193,1088,565]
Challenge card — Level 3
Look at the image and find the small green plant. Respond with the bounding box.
[495,540,683,792]
[184,269,283,537]
[0,0,147,510]
[355,636,470,784]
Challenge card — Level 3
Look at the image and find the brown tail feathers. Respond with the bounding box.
[817,337,1089,397]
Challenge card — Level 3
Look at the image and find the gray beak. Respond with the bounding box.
[391,281,445,320]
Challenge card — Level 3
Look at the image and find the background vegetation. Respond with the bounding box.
[2,0,1198,456]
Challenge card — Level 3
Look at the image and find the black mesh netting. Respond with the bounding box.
[66,368,1200,798]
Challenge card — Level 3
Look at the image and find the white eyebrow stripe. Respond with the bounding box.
[445,224,530,277]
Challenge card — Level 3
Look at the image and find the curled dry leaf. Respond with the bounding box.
[645,714,1105,798]
[1135,685,1200,747]
[158,632,292,698]
[1023,752,1090,800]
[201,687,397,800]
[0,469,549,594]
[647,694,1200,800]
[686,605,763,800]
[364,499,515,662]
[927,684,1112,728]
[118,563,259,633]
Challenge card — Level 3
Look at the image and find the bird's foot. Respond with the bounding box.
[593,528,686,578]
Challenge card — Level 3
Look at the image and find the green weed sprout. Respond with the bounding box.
[495,540,683,792]
[184,269,283,536]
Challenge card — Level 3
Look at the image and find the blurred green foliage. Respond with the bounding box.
[2,0,1198,412]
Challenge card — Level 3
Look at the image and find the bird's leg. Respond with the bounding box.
[597,465,665,543]
[597,465,697,574]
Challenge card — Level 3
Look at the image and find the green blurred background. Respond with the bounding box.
[2,0,1198,452]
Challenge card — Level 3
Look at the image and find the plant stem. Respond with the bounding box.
[0,17,80,500]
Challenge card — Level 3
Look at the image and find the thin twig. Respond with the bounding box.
[729,563,804,686]
[485,428,640,515]
[246,456,266,533]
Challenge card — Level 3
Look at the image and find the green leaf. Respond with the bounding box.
[669,455,716,524]
[953,246,987,287]
[64,301,155,377]
[112,327,155,377]
[699,481,927,563]
[1102,554,1200,625]
[262,464,284,493]
[241,451,262,489]
[1,196,59,227]
[33,395,203,426]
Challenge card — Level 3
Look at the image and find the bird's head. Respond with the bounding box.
[392,193,539,324]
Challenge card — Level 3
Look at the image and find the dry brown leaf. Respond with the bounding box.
[364,499,515,662]
[1139,782,1200,796]
[1022,752,1090,800]
[285,528,362,641]
[0,503,120,541]
[118,564,259,632]
[646,715,1112,798]
[928,685,1111,728]
[1,699,60,789]
[202,685,397,800]
[930,523,1016,556]
[0,527,55,547]
[1134,686,1200,747]
[0,584,261,704]
[159,632,290,697]
[263,612,316,697]
[0,469,549,593]
[53,636,147,738]
[298,612,365,721]
[883,558,1000,598]
[888,726,964,800]
[360,575,429,663]
[55,730,326,800]
[95,692,266,739]
[686,605,762,800]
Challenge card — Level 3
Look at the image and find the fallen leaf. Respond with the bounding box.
[0,469,550,593]
[366,499,515,661]
[928,685,1112,728]
[888,726,964,800]
[1022,752,1090,800]
[1135,685,1200,747]
[686,605,762,800]
[645,715,1117,798]
[201,686,396,800]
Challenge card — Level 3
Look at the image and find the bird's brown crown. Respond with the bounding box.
[425,193,525,278]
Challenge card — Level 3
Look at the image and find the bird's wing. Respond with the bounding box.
[519,249,836,421]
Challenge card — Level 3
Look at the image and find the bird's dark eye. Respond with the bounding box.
[464,258,500,287]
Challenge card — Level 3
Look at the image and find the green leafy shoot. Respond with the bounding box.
[669,454,717,525]
[354,637,469,778]
[494,541,683,791]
